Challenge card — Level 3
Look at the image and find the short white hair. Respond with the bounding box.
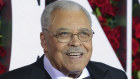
[41,0,92,31]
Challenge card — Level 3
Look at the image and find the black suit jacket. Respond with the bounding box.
[0,56,127,79]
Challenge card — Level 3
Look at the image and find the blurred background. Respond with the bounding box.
[0,0,139,79]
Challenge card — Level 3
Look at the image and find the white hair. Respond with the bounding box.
[41,0,92,31]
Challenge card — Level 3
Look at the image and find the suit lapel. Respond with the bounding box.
[87,61,109,79]
[29,55,51,79]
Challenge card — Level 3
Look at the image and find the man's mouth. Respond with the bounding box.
[66,53,83,58]
[66,53,83,56]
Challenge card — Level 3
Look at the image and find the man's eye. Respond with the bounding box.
[79,32,90,38]
[58,32,70,37]
[80,32,89,36]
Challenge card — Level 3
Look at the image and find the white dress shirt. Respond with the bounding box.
[43,56,90,79]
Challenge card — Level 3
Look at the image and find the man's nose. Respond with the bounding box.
[68,35,82,46]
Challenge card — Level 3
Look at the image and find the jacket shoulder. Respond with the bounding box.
[0,64,34,79]
[88,61,128,79]
[89,61,123,71]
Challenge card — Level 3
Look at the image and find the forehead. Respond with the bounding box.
[49,9,91,31]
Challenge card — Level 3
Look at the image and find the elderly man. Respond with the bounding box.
[0,1,127,79]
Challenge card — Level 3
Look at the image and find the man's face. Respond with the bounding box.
[40,9,92,77]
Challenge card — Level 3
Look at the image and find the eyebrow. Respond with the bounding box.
[56,28,91,32]
[78,28,91,31]
[57,28,69,31]
[56,28,70,33]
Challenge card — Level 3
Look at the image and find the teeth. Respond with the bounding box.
[67,53,83,56]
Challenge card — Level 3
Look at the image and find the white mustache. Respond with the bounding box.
[64,47,87,54]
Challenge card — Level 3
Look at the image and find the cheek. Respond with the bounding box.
[84,41,92,52]
[46,38,68,64]
[83,41,93,60]
[53,43,68,53]
[47,39,68,59]
[46,36,58,51]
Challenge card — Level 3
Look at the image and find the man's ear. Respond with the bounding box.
[40,32,48,51]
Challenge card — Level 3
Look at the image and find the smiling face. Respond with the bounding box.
[40,9,92,78]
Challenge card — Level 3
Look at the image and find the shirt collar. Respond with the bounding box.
[43,56,90,79]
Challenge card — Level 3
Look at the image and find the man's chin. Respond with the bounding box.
[65,67,84,76]
[67,64,86,71]
[66,70,82,78]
